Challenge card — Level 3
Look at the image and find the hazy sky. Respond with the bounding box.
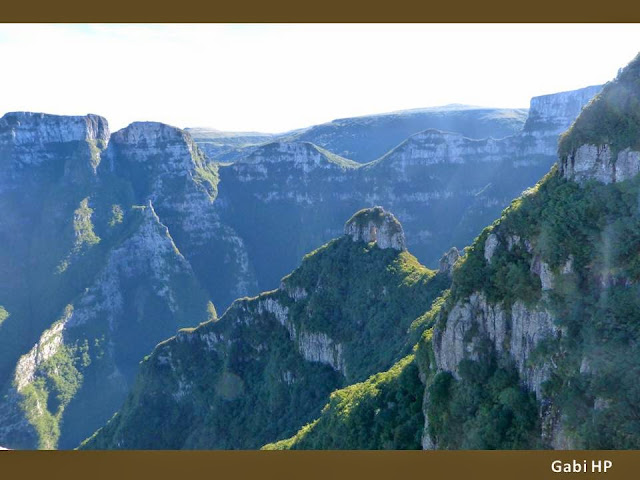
[0,24,639,133]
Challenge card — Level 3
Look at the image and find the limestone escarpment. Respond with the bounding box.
[425,218,573,449]
[433,292,560,401]
[190,106,530,164]
[420,78,640,448]
[0,113,258,449]
[0,113,114,403]
[106,122,202,187]
[0,112,109,159]
[0,112,110,187]
[374,129,511,170]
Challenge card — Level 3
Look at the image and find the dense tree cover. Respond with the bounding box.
[283,238,449,383]
[426,356,540,449]
[263,355,425,450]
[559,53,640,157]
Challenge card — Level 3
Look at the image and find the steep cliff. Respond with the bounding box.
[0,203,211,449]
[80,208,450,449]
[103,122,257,306]
[0,112,111,391]
[0,117,232,449]
[523,85,603,139]
[559,62,640,185]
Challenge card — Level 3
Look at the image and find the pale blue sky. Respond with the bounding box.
[0,24,639,132]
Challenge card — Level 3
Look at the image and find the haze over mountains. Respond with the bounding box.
[187,104,529,164]
[0,75,613,450]
[85,56,640,451]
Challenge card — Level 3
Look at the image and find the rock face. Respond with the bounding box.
[344,206,406,251]
[424,215,575,449]
[0,83,608,451]
[560,144,640,184]
[523,85,602,137]
[433,292,560,400]
[257,296,347,376]
[421,59,640,451]
[104,121,257,307]
[0,202,211,449]
[558,58,640,185]
[0,112,109,191]
[0,112,109,165]
[438,247,460,277]
[0,112,114,408]
[0,115,243,449]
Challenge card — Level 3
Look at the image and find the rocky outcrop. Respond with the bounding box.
[13,307,74,392]
[375,130,511,173]
[484,234,499,262]
[106,122,202,183]
[240,141,359,171]
[438,247,460,277]
[431,291,563,448]
[530,255,554,291]
[557,57,640,185]
[560,144,640,184]
[257,296,346,375]
[344,206,406,251]
[81,210,444,450]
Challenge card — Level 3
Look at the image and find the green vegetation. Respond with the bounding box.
[0,306,8,327]
[17,309,86,449]
[426,357,540,449]
[206,301,218,322]
[263,355,424,450]
[87,139,102,170]
[73,198,101,250]
[193,162,219,200]
[427,158,640,448]
[281,237,447,383]
[80,235,450,450]
[108,204,124,227]
[559,53,640,158]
